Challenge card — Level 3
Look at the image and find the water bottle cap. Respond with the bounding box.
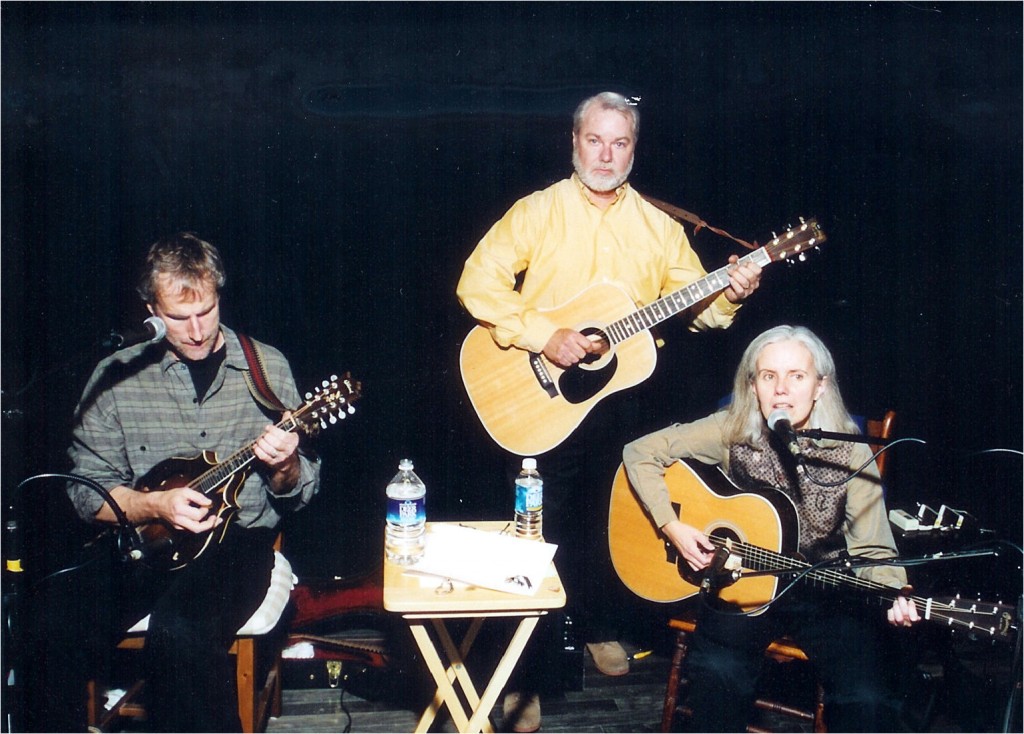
[522,458,537,470]
[399,458,414,470]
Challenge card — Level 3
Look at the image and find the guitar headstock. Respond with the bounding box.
[763,217,827,263]
[297,372,363,435]
[932,595,1018,645]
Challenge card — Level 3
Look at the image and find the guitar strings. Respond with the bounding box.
[187,385,348,494]
[706,536,1011,635]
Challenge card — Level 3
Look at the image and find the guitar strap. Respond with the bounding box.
[236,332,289,414]
[640,193,759,252]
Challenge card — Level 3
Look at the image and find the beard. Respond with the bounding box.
[572,149,633,193]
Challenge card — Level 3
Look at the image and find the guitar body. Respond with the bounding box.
[134,451,249,571]
[460,282,658,456]
[608,459,799,611]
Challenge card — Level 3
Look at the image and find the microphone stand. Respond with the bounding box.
[1,321,156,732]
[797,428,894,446]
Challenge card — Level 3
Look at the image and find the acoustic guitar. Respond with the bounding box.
[133,372,361,570]
[460,219,826,456]
[607,459,1017,642]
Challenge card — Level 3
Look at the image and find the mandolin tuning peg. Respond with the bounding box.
[798,253,807,262]
[330,374,338,382]
[329,414,337,424]
[322,380,330,388]
[305,392,312,400]
[319,418,327,429]
[798,216,806,225]
[347,405,356,415]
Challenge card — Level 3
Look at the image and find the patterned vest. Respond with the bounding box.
[729,434,854,563]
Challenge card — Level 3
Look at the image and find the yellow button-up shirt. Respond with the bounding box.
[457,175,741,353]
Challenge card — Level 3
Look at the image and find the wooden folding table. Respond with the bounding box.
[383,521,565,733]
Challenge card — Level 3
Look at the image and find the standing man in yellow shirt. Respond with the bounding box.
[456,91,763,732]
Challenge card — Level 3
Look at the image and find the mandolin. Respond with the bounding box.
[133,372,361,570]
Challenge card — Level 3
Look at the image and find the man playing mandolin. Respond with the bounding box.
[623,324,919,732]
[23,232,321,731]
[456,91,763,732]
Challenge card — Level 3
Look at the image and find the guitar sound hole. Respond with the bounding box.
[580,326,610,360]
[558,326,617,403]
[674,527,742,585]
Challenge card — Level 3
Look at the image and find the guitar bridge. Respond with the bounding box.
[529,352,558,398]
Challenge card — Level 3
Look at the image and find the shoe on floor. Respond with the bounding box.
[586,641,630,676]
[502,691,541,733]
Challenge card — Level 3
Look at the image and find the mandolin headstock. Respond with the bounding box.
[297,372,363,435]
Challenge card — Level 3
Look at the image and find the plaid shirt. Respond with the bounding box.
[67,325,320,528]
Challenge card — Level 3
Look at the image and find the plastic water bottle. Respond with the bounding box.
[385,459,426,565]
[514,458,543,540]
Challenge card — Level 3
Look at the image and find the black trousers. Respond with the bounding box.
[685,590,904,733]
[502,389,651,694]
[19,523,276,732]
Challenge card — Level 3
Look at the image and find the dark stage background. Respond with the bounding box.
[2,3,1021,598]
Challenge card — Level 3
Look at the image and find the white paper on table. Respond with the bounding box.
[406,524,558,596]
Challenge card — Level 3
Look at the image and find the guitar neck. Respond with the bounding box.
[189,409,309,496]
[718,537,1015,639]
[604,248,772,346]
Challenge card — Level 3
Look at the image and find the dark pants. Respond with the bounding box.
[504,389,649,694]
[685,590,904,733]
[19,523,276,732]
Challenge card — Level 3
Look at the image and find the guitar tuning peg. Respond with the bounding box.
[322,380,329,388]
[305,392,312,400]
[798,216,806,224]
[329,414,338,424]
[319,418,327,429]
[347,405,356,415]
[771,231,778,239]
[798,253,807,262]
[330,374,338,381]
[337,410,346,420]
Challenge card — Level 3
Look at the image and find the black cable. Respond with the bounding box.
[803,437,927,488]
[15,472,142,564]
[801,440,1022,490]
[339,674,352,733]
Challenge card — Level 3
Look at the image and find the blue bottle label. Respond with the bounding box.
[515,481,542,513]
[387,497,425,524]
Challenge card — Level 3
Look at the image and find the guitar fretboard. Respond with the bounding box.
[188,409,308,496]
[604,248,772,346]
[711,536,1014,639]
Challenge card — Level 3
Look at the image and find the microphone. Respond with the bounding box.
[767,409,805,470]
[104,316,167,350]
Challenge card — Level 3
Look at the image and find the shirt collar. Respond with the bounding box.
[158,325,246,372]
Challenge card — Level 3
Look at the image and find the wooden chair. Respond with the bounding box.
[86,548,296,733]
[864,409,897,481]
[660,410,897,733]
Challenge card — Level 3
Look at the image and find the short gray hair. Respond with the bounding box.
[573,92,639,141]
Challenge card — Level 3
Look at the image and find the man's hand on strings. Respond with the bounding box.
[724,255,763,303]
[543,328,606,368]
[254,412,301,493]
[254,413,300,472]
